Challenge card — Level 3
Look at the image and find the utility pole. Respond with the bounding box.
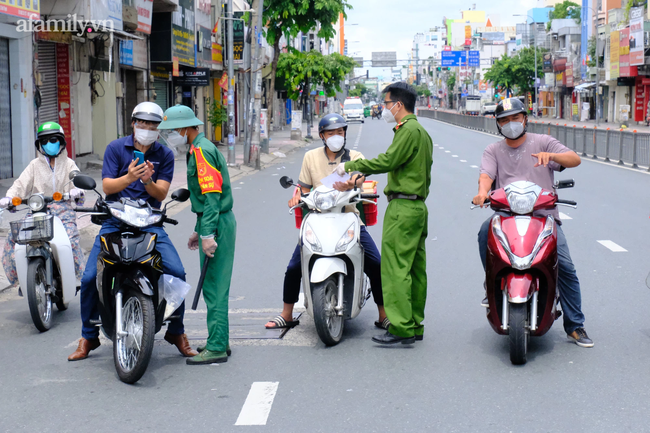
[227,0,236,166]
[247,0,264,169]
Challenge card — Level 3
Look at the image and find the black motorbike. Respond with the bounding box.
[72,174,190,384]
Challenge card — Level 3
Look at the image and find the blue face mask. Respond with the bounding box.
[42,141,61,156]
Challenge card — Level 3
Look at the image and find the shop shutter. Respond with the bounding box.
[37,41,58,124]
[0,38,12,178]
[153,80,169,111]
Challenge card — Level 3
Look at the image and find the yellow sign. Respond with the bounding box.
[465,25,472,38]
[0,0,39,20]
[611,30,620,79]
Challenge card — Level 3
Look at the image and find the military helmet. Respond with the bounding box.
[157,104,204,130]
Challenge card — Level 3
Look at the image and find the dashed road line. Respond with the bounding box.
[597,240,627,252]
[235,382,280,426]
[559,212,572,220]
[445,150,450,153]
[460,160,467,163]
[470,165,478,168]
[452,155,458,158]
[439,146,445,149]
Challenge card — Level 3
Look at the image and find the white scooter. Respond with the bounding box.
[280,175,379,346]
[8,173,80,332]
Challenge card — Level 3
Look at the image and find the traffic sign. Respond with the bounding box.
[371,51,397,67]
[441,51,480,67]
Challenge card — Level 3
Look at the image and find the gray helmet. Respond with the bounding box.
[318,113,348,149]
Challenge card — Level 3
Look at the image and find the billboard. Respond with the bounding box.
[0,0,39,19]
[610,30,619,79]
[371,52,397,67]
[441,51,480,67]
[630,7,644,66]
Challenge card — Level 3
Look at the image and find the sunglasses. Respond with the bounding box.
[39,137,60,145]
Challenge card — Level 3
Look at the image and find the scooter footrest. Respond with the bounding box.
[89,319,102,325]
[555,310,563,320]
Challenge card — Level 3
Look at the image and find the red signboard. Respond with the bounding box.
[56,44,74,158]
[619,28,638,77]
[566,65,573,88]
[635,76,646,122]
[465,38,472,46]
[443,45,452,51]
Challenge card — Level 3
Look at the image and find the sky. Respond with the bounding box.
[344,0,541,81]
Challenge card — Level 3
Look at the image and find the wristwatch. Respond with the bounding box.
[140,178,153,186]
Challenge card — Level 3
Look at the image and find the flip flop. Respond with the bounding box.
[374,317,391,330]
[265,315,300,329]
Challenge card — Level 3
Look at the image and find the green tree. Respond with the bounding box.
[547,0,581,30]
[276,50,357,106]
[484,47,544,96]
[446,74,456,93]
[348,83,368,97]
[263,0,352,125]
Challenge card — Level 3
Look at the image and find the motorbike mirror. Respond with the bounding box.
[280,176,294,189]
[72,174,96,190]
[171,188,190,203]
[554,179,575,189]
[68,170,80,180]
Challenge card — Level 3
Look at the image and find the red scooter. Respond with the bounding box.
[473,179,576,365]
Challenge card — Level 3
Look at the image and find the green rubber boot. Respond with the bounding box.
[196,344,231,356]
[186,349,228,365]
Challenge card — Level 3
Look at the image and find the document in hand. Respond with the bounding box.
[320,172,351,189]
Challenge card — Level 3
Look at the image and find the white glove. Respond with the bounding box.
[70,188,83,200]
[201,236,218,258]
[0,197,11,208]
[333,162,347,176]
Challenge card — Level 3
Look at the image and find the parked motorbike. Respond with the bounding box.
[72,173,191,384]
[472,179,576,365]
[279,175,379,346]
[8,172,81,332]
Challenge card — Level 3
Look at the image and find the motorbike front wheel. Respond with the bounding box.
[113,290,155,384]
[508,303,529,365]
[312,275,344,346]
[26,258,52,332]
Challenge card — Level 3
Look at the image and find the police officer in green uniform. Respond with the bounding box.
[158,105,237,364]
[335,82,433,345]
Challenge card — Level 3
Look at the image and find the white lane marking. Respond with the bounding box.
[235,382,280,426]
[354,125,363,147]
[445,150,450,153]
[597,240,628,252]
[434,144,439,147]
[470,165,479,168]
[559,212,572,220]
[460,160,467,162]
[452,155,458,158]
[439,147,445,149]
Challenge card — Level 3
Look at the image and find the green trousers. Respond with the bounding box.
[198,210,237,352]
[381,199,428,338]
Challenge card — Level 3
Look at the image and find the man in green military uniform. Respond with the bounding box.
[158,105,237,364]
[335,82,433,345]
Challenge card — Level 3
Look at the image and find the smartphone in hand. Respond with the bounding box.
[133,150,145,164]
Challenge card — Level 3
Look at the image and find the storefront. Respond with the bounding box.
[0,37,11,178]
[118,38,149,136]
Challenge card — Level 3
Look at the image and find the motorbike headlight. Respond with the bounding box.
[110,205,162,228]
[27,195,45,212]
[303,223,322,252]
[492,215,555,270]
[506,191,538,215]
[336,223,356,252]
[314,190,340,211]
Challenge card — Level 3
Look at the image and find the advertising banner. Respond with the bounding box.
[619,27,637,77]
[0,0,39,19]
[174,67,210,86]
[543,53,553,73]
[56,44,73,157]
[610,30,620,79]
[566,64,574,87]
[119,40,134,66]
[197,26,213,68]
[135,0,153,34]
[634,76,645,121]
[90,0,123,31]
[172,0,196,67]
[212,43,223,66]
[630,7,644,66]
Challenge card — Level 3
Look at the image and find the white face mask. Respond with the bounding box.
[382,103,399,124]
[166,130,188,148]
[134,126,159,146]
[325,135,345,152]
[500,121,525,140]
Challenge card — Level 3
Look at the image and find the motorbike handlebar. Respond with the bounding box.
[556,199,577,206]
[164,217,179,225]
[74,207,98,213]
[360,194,380,199]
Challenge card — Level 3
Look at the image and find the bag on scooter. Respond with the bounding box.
[161,274,191,320]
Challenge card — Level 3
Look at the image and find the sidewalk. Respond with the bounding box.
[0,123,311,292]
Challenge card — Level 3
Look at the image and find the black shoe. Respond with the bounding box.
[415,335,423,341]
[372,331,415,345]
[567,327,594,348]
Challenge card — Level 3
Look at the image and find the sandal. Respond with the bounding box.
[265,315,300,329]
[374,317,391,330]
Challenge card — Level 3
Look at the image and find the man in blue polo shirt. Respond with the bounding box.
[68,102,198,361]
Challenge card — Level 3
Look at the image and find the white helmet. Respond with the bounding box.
[132,101,164,123]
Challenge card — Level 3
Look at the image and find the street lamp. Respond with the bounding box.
[514,14,539,118]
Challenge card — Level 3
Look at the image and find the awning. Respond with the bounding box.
[574,82,596,91]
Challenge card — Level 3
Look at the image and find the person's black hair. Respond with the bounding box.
[382,81,416,113]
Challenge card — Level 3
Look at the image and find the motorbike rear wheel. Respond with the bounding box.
[26,258,52,332]
[113,290,155,384]
[508,303,528,365]
[312,275,344,346]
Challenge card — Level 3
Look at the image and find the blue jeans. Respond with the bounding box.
[80,219,187,339]
[478,214,585,334]
[283,226,383,305]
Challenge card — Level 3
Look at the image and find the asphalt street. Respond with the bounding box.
[1,116,650,432]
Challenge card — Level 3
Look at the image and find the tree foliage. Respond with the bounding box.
[414,84,431,97]
[547,0,581,30]
[484,47,545,95]
[276,50,357,101]
[348,83,368,97]
[263,0,352,123]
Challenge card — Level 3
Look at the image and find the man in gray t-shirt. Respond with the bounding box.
[472,98,593,348]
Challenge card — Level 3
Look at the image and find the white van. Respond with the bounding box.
[343,97,365,123]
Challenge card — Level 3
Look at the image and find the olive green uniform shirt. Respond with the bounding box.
[186,132,234,236]
[344,114,433,198]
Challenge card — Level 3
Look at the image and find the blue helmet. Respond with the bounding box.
[318,113,348,134]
